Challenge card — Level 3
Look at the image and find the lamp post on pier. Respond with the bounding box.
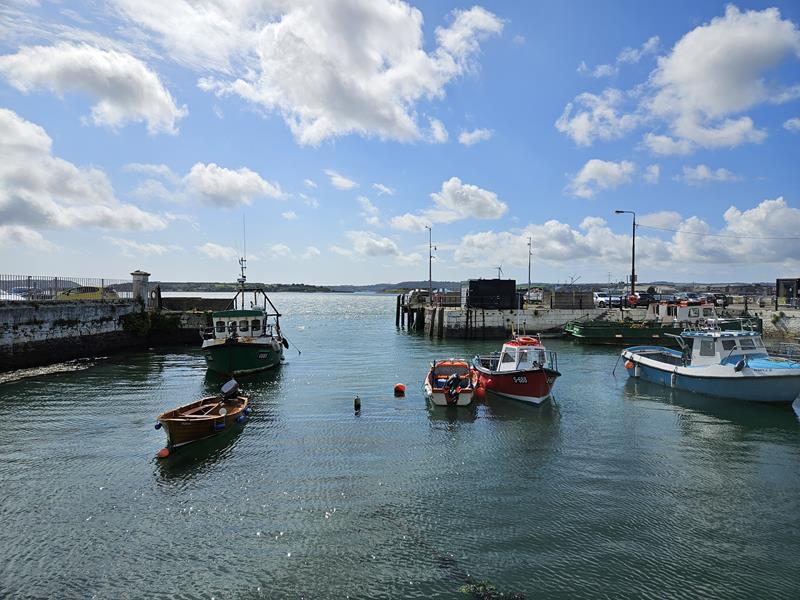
[614,210,636,299]
[425,225,433,305]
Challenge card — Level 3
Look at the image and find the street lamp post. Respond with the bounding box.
[425,225,432,305]
[614,210,636,299]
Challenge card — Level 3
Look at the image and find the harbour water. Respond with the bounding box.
[1,293,799,599]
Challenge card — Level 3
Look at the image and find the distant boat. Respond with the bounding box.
[201,257,287,375]
[156,380,250,452]
[621,328,800,404]
[566,301,761,346]
[473,335,560,405]
[424,359,475,406]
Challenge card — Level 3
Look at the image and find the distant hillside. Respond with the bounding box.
[153,282,335,293]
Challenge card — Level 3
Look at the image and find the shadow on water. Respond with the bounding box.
[202,363,285,397]
[623,377,798,430]
[481,393,562,422]
[153,419,249,481]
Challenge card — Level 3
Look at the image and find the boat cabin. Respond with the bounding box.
[645,302,718,324]
[681,330,767,367]
[489,337,557,373]
[208,309,274,339]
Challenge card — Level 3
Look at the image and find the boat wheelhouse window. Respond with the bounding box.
[215,320,225,333]
[721,339,737,351]
[239,320,249,332]
[754,338,764,348]
[688,308,700,318]
[251,319,261,332]
[500,352,515,363]
[517,350,528,364]
[228,322,237,333]
[700,339,715,356]
[702,308,715,317]
[739,338,756,350]
[667,306,677,316]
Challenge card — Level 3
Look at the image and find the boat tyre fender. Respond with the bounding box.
[282,338,289,349]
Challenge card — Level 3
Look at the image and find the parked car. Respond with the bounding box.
[55,286,119,300]
[632,292,656,307]
[593,291,623,307]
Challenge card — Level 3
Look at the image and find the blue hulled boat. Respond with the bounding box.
[621,329,800,404]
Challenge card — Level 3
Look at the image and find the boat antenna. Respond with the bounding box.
[237,214,247,300]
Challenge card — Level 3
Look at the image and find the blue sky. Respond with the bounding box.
[1,1,799,285]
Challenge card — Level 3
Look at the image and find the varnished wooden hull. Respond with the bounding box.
[157,394,249,450]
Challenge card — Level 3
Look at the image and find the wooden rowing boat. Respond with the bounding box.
[156,380,250,453]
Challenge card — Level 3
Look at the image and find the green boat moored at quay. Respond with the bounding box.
[565,302,762,346]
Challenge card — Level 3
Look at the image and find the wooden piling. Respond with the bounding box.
[395,295,401,327]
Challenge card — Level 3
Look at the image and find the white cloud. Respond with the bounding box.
[642,133,693,156]
[124,2,501,145]
[324,169,358,190]
[0,43,187,134]
[358,196,381,227]
[124,162,179,182]
[428,177,507,221]
[389,177,506,230]
[555,88,639,146]
[458,127,493,146]
[197,242,238,260]
[568,159,636,199]
[784,117,800,132]
[395,252,423,266]
[301,245,320,259]
[105,236,178,256]
[304,178,318,189]
[184,163,283,207]
[281,211,298,221]
[512,34,526,46]
[299,193,319,209]
[270,243,291,257]
[453,197,800,269]
[577,36,660,79]
[329,245,353,257]
[638,211,682,228]
[643,164,660,184]
[345,230,398,256]
[0,108,166,232]
[647,6,798,150]
[560,7,800,153]
[0,225,55,251]
[390,213,429,232]
[372,183,394,196]
[677,164,741,185]
[428,118,449,143]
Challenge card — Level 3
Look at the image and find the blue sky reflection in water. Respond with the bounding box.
[1,294,799,598]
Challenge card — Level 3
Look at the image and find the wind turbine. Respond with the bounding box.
[496,264,504,279]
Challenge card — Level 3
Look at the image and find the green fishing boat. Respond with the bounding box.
[201,258,287,375]
[566,302,762,347]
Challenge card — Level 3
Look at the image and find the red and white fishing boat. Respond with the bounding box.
[423,359,475,406]
[473,335,560,405]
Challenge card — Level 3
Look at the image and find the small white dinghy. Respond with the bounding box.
[423,359,475,406]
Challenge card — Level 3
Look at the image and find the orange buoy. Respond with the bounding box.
[394,383,406,396]
[157,447,170,459]
[624,360,635,369]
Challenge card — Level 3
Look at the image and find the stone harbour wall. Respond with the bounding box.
[0,301,211,372]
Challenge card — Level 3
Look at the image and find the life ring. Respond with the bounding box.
[518,336,538,344]
[624,360,635,369]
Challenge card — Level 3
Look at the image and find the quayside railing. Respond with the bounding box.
[0,274,133,301]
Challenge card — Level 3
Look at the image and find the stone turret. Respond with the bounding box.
[131,270,151,305]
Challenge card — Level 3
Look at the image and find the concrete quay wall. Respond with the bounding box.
[425,306,612,339]
[0,301,210,372]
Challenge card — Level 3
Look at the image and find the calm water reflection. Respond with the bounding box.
[1,293,799,599]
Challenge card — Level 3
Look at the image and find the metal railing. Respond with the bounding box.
[0,274,133,301]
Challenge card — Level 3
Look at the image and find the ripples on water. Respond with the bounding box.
[1,293,799,599]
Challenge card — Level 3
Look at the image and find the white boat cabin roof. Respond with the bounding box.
[645,302,718,322]
[680,329,766,366]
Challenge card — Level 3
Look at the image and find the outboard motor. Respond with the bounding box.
[221,379,239,399]
[444,373,461,406]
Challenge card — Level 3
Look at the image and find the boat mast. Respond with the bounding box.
[527,236,532,299]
